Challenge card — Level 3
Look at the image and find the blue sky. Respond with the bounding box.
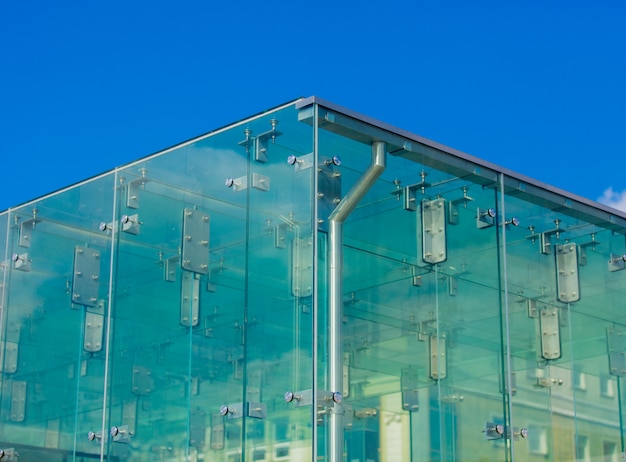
[1,1,625,212]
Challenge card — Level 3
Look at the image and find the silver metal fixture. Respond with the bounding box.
[181,208,210,274]
[19,210,40,248]
[327,141,386,462]
[110,425,132,443]
[127,169,150,209]
[518,428,529,439]
[505,217,520,226]
[325,155,341,166]
[448,186,474,224]
[483,422,505,440]
[609,253,626,272]
[284,391,301,403]
[0,448,18,461]
[72,246,101,307]
[536,377,563,387]
[11,253,30,272]
[120,214,142,235]
[539,306,562,360]
[556,244,580,303]
[87,431,102,441]
[476,208,496,229]
[422,198,447,264]
[225,178,234,187]
[287,155,298,165]
[607,328,625,377]
[331,392,342,403]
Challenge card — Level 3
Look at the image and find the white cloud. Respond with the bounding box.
[598,187,626,212]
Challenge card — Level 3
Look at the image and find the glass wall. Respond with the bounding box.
[0,97,624,461]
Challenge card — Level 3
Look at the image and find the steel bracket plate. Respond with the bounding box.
[607,328,626,377]
[180,272,200,327]
[111,425,131,443]
[422,198,447,264]
[12,253,31,272]
[2,341,18,373]
[123,401,138,438]
[555,244,580,303]
[476,207,495,229]
[72,246,101,307]
[403,185,419,211]
[247,401,267,419]
[190,409,206,448]
[484,422,504,440]
[19,218,40,248]
[164,256,179,282]
[609,253,626,272]
[401,367,419,412]
[231,173,270,192]
[294,152,314,171]
[275,223,289,249]
[225,402,244,420]
[318,160,341,231]
[132,365,154,396]
[429,335,447,380]
[181,208,210,274]
[84,312,104,352]
[10,381,26,422]
[121,214,141,235]
[540,307,561,360]
[210,413,225,450]
[0,448,18,461]
[127,177,150,209]
[292,236,313,297]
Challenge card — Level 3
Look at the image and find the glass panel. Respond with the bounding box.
[503,178,626,461]
[103,101,315,461]
[0,176,115,460]
[315,105,507,461]
[244,106,315,461]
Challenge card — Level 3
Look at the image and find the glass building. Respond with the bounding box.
[0,96,625,462]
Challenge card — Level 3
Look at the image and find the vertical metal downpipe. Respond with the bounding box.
[327,141,386,462]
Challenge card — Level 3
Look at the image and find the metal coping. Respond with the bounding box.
[297,96,626,231]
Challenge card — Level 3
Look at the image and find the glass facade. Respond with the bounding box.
[0,96,624,461]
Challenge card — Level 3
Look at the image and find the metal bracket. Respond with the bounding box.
[422,198,447,264]
[401,367,419,412]
[228,173,270,192]
[539,306,561,360]
[274,223,289,249]
[403,184,420,211]
[0,448,19,461]
[317,158,341,231]
[292,236,313,297]
[164,255,179,282]
[180,271,200,327]
[210,413,225,450]
[181,208,210,274]
[536,377,563,388]
[120,214,142,235]
[607,328,626,377]
[448,187,474,224]
[190,409,206,448]
[608,253,626,272]
[110,425,133,443]
[238,121,282,162]
[219,402,244,419]
[483,422,505,440]
[2,341,18,373]
[555,244,580,303]
[84,312,104,352]
[127,175,151,209]
[19,218,40,248]
[11,253,30,272]
[476,207,496,229]
[539,220,564,255]
[72,246,101,307]
[284,389,341,408]
[10,381,26,422]
[131,365,154,396]
[429,335,447,380]
[287,152,314,171]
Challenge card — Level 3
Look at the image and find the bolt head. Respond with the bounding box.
[88,431,96,441]
[219,404,229,416]
[331,155,342,166]
[110,426,119,437]
[520,427,528,438]
[495,424,504,435]
[225,178,234,187]
[487,208,496,218]
[287,155,297,165]
[332,391,343,403]
[510,217,520,226]
[99,222,108,231]
[284,391,295,402]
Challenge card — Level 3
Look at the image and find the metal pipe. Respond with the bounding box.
[327,141,386,462]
